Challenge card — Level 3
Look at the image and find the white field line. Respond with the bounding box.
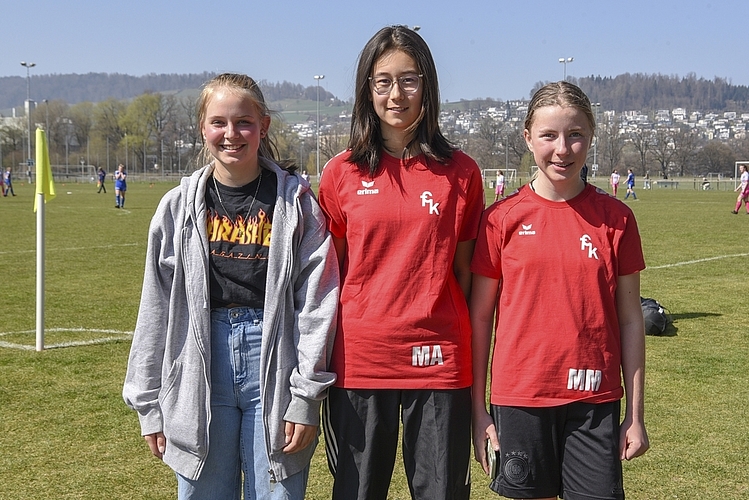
[648,252,749,270]
[0,242,139,256]
[0,328,133,351]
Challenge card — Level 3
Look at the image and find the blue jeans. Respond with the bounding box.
[177,307,309,500]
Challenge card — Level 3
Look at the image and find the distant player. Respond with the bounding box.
[494,170,505,202]
[624,169,638,200]
[97,167,107,194]
[732,164,749,214]
[114,164,127,208]
[3,167,15,196]
[610,168,620,197]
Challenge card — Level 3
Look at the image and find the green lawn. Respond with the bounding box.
[0,179,747,499]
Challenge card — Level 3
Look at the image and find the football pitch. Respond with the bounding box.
[0,179,746,499]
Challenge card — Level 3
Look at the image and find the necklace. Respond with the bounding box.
[212,169,263,224]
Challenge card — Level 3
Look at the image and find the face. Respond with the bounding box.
[370,50,423,141]
[524,105,592,186]
[201,88,270,173]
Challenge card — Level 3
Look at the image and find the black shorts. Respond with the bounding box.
[489,401,624,500]
[323,387,471,500]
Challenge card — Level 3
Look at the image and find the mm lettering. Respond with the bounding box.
[567,368,602,392]
[412,345,444,367]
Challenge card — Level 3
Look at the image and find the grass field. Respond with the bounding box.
[0,178,747,499]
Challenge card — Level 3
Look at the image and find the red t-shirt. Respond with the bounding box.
[471,183,645,407]
[318,150,485,389]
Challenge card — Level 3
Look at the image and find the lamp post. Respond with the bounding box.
[592,102,601,172]
[43,99,49,133]
[314,74,325,180]
[558,57,573,81]
[21,61,36,163]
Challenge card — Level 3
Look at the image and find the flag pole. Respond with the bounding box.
[34,128,55,352]
[36,191,45,351]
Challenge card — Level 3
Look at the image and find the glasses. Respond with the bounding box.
[368,73,423,95]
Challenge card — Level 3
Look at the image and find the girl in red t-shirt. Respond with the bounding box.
[318,25,484,500]
[470,82,649,500]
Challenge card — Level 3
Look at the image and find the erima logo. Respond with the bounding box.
[357,180,379,195]
[412,345,444,366]
[420,191,440,215]
[580,234,599,259]
[567,368,602,392]
[518,223,536,236]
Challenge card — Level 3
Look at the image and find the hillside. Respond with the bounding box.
[2,71,749,116]
[0,72,342,112]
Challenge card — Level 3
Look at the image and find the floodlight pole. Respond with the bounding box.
[558,57,573,81]
[314,75,325,180]
[21,61,36,163]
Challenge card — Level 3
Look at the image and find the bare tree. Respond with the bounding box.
[596,115,626,175]
[671,126,701,176]
[320,122,349,166]
[469,116,503,170]
[696,141,736,176]
[67,102,94,159]
[629,127,653,177]
[650,127,677,178]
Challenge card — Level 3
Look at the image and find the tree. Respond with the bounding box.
[0,119,25,169]
[650,127,677,178]
[696,141,736,176]
[119,93,161,171]
[596,114,626,175]
[176,96,201,171]
[93,99,126,167]
[468,116,503,170]
[269,120,302,167]
[671,126,701,176]
[629,128,653,176]
[67,102,94,159]
[504,126,528,172]
[319,122,349,169]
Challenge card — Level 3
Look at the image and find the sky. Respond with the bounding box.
[3,0,748,103]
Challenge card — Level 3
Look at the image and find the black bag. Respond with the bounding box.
[640,297,671,336]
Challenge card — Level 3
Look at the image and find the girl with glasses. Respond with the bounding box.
[318,25,484,500]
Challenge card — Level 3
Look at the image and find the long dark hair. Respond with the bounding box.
[348,25,453,176]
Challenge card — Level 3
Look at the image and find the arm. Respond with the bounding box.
[122,196,178,449]
[332,235,346,273]
[470,274,501,474]
[616,272,650,460]
[283,193,340,445]
[453,239,476,301]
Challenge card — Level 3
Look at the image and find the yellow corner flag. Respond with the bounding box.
[33,127,56,212]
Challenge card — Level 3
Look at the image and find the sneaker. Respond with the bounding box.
[732,210,738,214]
[115,205,120,208]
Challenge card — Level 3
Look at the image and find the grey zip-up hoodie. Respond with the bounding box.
[123,158,338,483]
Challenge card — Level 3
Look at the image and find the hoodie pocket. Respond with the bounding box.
[159,361,206,456]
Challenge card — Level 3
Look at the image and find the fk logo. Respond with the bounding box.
[579,234,599,260]
[420,191,440,215]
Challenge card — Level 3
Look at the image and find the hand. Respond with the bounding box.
[144,432,166,460]
[619,416,649,460]
[472,409,499,475]
[282,422,317,454]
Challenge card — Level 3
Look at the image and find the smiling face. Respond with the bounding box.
[201,88,269,179]
[524,105,592,197]
[370,49,423,149]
